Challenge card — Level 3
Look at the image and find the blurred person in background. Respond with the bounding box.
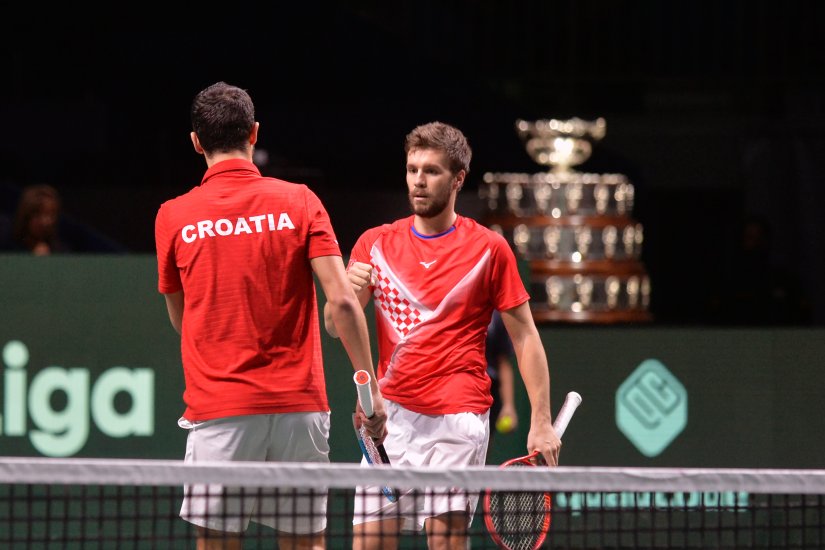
[486,309,519,450]
[11,184,69,255]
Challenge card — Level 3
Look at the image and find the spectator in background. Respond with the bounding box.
[0,182,128,254]
[487,309,519,441]
[11,184,70,255]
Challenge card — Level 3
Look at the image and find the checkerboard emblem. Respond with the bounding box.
[372,264,426,336]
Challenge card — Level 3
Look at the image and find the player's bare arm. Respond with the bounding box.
[312,255,387,441]
[163,291,184,335]
[501,302,561,466]
[323,260,373,338]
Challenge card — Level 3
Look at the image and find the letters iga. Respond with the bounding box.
[0,340,154,457]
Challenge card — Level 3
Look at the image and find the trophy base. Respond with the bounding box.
[527,259,653,325]
[530,308,654,324]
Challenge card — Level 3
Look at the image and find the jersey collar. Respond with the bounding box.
[200,159,261,185]
[410,215,462,239]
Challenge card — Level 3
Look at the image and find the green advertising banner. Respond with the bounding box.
[0,255,184,459]
[1,255,823,469]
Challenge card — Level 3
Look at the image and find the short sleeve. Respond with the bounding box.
[305,188,342,259]
[489,233,530,311]
[347,223,391,271]
[155,204,182,294]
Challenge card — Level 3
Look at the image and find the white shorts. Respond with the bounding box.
[178,412,330,534]
[353,400,490,531]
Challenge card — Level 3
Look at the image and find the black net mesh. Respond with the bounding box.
[1,459,823,549]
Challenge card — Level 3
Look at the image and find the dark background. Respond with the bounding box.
[2,1,824,325]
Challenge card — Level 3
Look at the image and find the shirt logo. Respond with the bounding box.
[180,213,295,243]
[419,260,437,269]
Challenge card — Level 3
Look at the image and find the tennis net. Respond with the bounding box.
[1,457,824,548]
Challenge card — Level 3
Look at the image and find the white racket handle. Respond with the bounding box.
[353,370,374,418]
[552,391,582,439]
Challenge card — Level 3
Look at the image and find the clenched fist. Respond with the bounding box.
[347,261,374,295]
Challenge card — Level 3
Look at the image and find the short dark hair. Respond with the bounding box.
[404,121,472,175]
[190,82,255,154]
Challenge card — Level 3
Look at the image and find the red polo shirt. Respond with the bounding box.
[155,159,340,420]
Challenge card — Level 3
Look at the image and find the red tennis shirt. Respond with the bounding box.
[155,159,340,420]
[348,215,529,415]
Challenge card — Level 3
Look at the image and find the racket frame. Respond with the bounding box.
[353,370,398,502]
[483,391,582,550]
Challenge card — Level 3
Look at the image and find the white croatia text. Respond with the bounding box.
[181,213,296,243]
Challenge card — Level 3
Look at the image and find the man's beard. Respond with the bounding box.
[409,190,451,218]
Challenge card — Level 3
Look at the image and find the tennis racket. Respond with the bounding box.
[483,390,582,550]
[353,370,398,502]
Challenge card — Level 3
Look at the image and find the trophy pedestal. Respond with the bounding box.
[481,118,653,324]
[527,259,652,324]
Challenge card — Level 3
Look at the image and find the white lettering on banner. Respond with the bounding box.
[0,340,155,457]
[555,490,751,514]
[180,212,296,243]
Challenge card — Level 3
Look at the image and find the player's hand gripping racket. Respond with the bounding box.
[483,391,582,550]
[353,370,398,502]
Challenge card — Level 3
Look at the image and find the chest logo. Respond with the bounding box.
[419,260,437,269]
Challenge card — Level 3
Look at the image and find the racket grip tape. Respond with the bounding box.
[553,391,582,439]
[353,370,374,418]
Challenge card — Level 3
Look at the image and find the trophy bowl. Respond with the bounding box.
[515,117,606,171]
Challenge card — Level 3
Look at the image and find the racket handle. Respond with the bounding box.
[552,391,582,439]
[354,370,374,418]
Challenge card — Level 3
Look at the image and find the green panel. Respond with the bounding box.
[531,326,825,468]
[0,254,185,458]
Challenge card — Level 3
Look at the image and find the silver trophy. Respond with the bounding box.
[574,274,594,311]
[603,225,618,259]
[543,226,561,258]
[481,116,652,324]
[574,226,592,261]
[513,224,531,256]
[546,276,564,308]
[515,117,606,173]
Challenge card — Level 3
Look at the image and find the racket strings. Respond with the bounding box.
[487,491,550,550]
[485,461,551,550]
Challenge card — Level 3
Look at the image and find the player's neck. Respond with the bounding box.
[413,210,457,236]
[204,149,253,168]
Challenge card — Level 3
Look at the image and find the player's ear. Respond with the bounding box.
[249,122,260,146]
[453,169,466,192]
[190,132,204,155]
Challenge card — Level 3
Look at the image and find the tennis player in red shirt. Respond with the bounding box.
[324,121,561,550]
[155,81,385,550]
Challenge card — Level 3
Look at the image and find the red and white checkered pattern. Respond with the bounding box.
[372,263,425,337]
